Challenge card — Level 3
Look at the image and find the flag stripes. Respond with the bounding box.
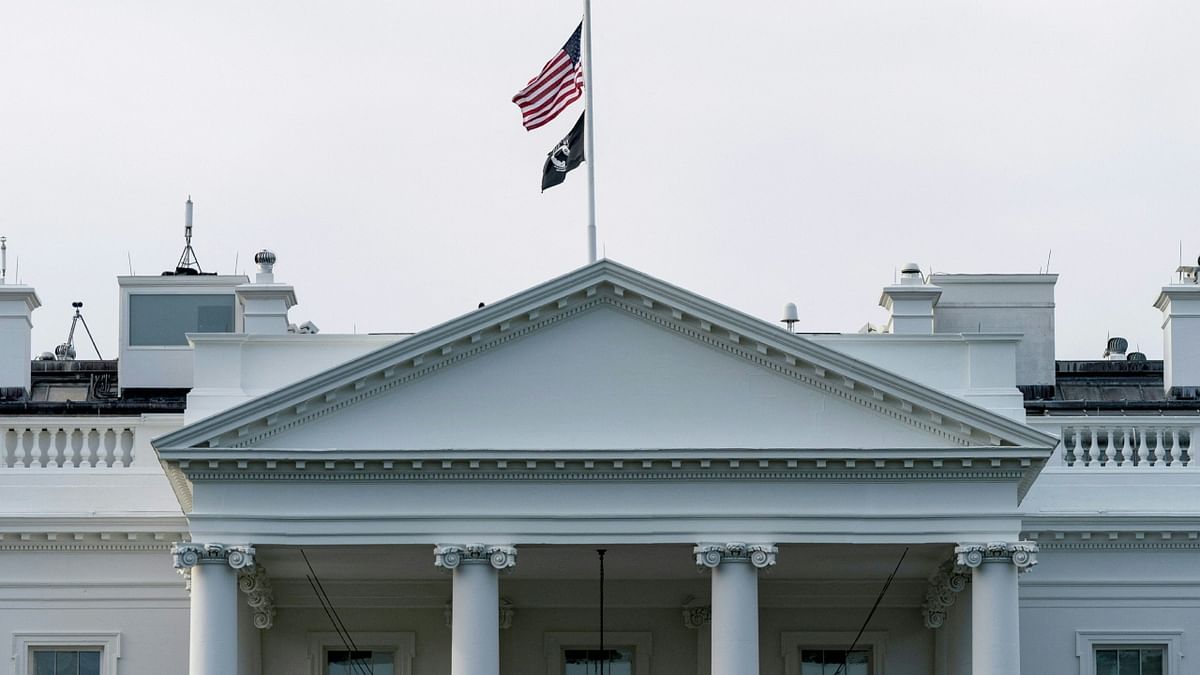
[512,23,583,131]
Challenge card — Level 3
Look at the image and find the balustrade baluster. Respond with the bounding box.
[68,429,83,468]
[2,429,12,468]
[117,428,134,468]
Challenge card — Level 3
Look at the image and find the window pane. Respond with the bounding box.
[563,648,633,675]
[34,653,56,675]
[129,294,235,346]
[1096,650,1119,675]
[54,651,78,675]
[1141,648,1164,675]
[1118,649,1140,675]
[78,652,101,675]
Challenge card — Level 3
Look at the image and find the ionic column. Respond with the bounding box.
[695,543,776,675]
[435,544,517,675]
[955,542,1038,675]
[172,543,255,675]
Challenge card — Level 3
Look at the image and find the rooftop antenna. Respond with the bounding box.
[1,236,6,285]
[175,196,204,274]
[781,302,799,333]
[1045,249,1052,274]
[55,302,103,360]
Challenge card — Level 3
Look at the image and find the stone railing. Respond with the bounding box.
[1,419,141,469]
[1031,418,1196,469]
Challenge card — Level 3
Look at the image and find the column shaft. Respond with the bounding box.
[190,561,239,675]
[711,560,759,675]
[971,561,1019,675]
[451,562,500,675]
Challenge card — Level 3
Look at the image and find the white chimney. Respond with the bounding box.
[0,283,41,397]
[879,263,942,334]
[1154,256,1200,399]
[236,250,296,335]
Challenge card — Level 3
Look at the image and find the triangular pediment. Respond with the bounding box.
[155,261,1057,454]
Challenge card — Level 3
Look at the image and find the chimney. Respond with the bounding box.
[879,263,942,334]
[235,250,296,334]
[929,272,1057,387]
[1154,256,1200,399]
[0,283,41,398]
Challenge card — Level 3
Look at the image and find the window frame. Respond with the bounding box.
[1076,631,1183,675]
[780,631,888,675]
[543,632,652,675]
[305,632,415,675]
[12,632,120,675]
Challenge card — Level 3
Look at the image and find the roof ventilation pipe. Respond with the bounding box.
[878,263,941,335]
[236,249,297,335]
[1103,336,1128,361]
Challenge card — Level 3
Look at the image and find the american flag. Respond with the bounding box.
[512,23,584,131]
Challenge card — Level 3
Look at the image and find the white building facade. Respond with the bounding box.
[1,255,1197,675]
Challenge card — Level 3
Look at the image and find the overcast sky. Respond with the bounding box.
[2,1,1197,361]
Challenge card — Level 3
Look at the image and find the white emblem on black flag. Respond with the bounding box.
[542,112,586,191]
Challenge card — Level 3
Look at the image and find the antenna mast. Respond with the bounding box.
[1,236,6,285]
[175,196,203,274]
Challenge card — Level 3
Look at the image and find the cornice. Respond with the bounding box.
[154,260,1057,459]
[166,454,1031,483]
[0,530,187,551]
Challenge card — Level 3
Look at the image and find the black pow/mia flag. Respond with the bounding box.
[541,111,585,191]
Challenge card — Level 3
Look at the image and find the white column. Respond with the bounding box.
[173,543,255,675]
[695,543,776,675]
[955,542,1038,675]
[435,544,517,675]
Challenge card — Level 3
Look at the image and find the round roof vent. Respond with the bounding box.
[1127,351,1147,362]
[1106,336,1129,353]
[900,262,921,275]
[254,249,277,265]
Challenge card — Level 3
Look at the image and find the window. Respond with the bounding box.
[306,633,414,675]
[563,647,635,675]
[1095,647,1164,675]
[1076,631,1182,675]
[32,650,102,675]
[327,649,395,675]
[543,633,652,675]
[12,634,119,675]
[800,649,871,675]
[128,293,235,346]
[781,632,886,675]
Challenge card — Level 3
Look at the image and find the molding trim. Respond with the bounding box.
[955,541,1038,571]
[543,631,652,675]
[921,560,970,629]
[306,631,414,675]
[695,543,778,569]
[1075,630,1184,675]
[434,544,517,571]
[12,632,121,675]
[780,630,888,675]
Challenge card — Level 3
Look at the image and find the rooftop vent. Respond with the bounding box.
[1127,351,1147,362]
[1104,336,1128,361]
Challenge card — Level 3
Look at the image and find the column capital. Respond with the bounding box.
[954,541,1038,571]
[694,543,777,569]
[172,542,256,571]
[434,544,517,571]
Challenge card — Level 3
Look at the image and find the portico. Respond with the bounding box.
[154,261,1056,675]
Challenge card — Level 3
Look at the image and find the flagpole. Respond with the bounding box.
[582,0,598,263]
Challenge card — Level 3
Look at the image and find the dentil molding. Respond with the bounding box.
[694,543,778,569]
[434,544,518,571]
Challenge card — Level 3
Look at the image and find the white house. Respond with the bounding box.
[1,249,1197,675]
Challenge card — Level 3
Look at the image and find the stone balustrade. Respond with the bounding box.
[1,419,139,469]
[1031,419,1196,469]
